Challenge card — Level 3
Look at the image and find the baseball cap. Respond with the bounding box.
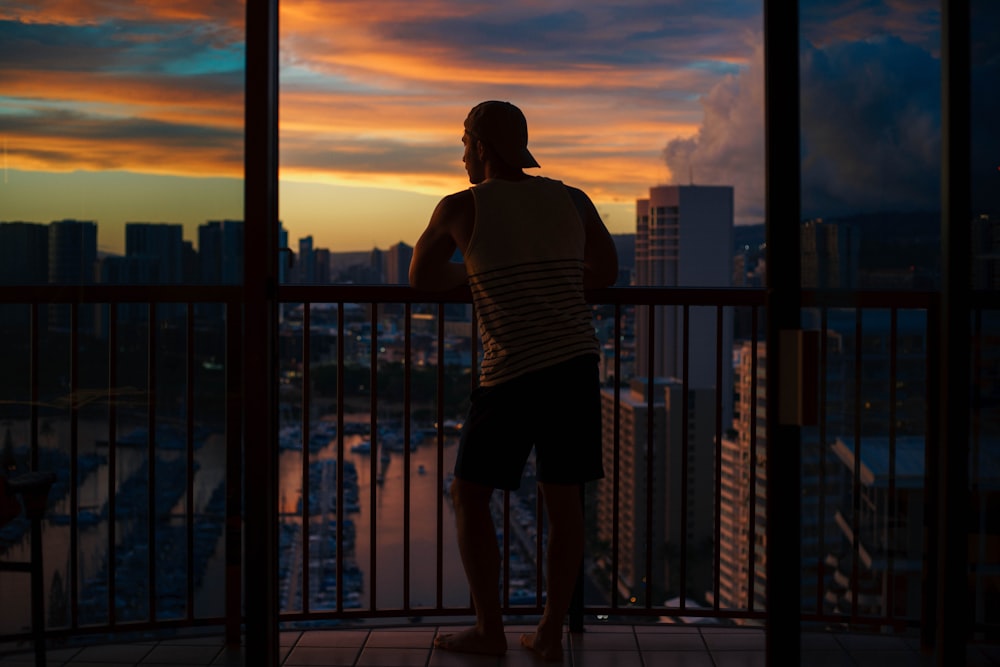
[463,101,540,169]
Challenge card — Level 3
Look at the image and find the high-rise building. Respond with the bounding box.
[972,213,1000,290]
[634,185,734,427]
[596,376,718,604]
[199,220,244,285]
[48,219,97,333]
[48,219,97,285]
[384,241,413,284]
[125,222,184,283]
[0,222,49,285]
[314,248,331,285]
[297,235,315,283]
[801,219,860,289]
[597,378,667,602]
[0,222,49,331]
[717,341,766,615]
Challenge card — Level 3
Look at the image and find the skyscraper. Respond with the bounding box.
[634,185,735,427]
[597,376,719,605]
[199,220,244,285]
[384,241,413,285]
[801,218,860,289]
[0,222,49,330]
[48,219,97,333]
[125,222,184,283]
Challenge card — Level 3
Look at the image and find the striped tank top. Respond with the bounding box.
[465,176,599,387]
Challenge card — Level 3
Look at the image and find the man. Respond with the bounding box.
[409,100,618,662]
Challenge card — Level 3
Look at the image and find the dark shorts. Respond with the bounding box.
[454,354,604,491]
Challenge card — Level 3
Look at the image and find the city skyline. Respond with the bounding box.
[3,1,994,256]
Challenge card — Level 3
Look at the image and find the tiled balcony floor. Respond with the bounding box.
[2,623,999,667]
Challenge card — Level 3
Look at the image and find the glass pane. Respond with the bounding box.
[278,0,766,622]
[799,0,941,627]
[0,1,244,634]
[970,0,1000,633]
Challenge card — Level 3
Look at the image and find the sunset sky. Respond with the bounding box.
[1,0,996,255]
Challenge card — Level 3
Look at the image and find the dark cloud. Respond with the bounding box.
[971,0,1000,215]
[374,2,759,70]
[800,35,941,217]
[660,15,999,222]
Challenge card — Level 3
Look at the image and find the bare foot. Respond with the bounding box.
[520,631,564,663]
[434,627,507,656]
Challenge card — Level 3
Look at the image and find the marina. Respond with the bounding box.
[1,414,547,634]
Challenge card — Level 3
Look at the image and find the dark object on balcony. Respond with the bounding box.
[1,470,57,667]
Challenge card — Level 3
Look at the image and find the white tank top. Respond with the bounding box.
[465,176,599,387]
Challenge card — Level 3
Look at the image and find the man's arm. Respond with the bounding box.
[567,186,618,289]
[409,192,470,291]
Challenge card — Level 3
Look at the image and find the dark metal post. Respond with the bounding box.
[244,0,280,661]
[763,1,802,664]
[936,0,971,663]
[569,484,585,633]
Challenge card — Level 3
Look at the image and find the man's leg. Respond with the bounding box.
[434,477,507,655]
[520,481,583,662]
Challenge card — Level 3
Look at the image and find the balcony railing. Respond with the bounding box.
[0,284,997,654]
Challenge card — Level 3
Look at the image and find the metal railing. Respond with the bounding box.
[0,283,996,650]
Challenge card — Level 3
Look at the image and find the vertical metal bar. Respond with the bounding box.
[886,308,899,624]
[367,304,378,611]
[815,307,829,615]
[850,310,862,622]
[435,304,445,610]
[569,481,585,632]
[147,303,157,623]
[921,296,940,651]
[301,303,311,614]
[610,303,622,611]
[107,304,118,626]
[747,307,760,611]
[244,0,281,655]
[69,302,80,628]
[186,302,196,619]
[225,298,244,646]
[763,0,803,659]
[713,305,724,610]
[971,307,984,629]
[504,490,513,610]
[533,490,542,611]
[936,0,972,663]
[644,304,655,609]
[336,303,347,613]
[678,304,690,610]
[403,303,412,611]
[30,510,46,666]
[29,303,39,474]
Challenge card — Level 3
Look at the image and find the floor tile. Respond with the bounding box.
[427,648,505,667]
[570,649,644,667]
[71,643,154,663]
[711,650,766,667]
[139,644,222,664]
[702,630,766,651]
[637,652,715,667]
[364,630,435,649]
[283,645,362,666]
[355,647,430,666]
[568,631,637,651]
[293,630,370,648]
[800,648,863,666]
[835,633,909,652]
[636,631,706,651]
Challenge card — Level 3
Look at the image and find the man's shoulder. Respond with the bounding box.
[432,190,475,233]
[436,189,474,213]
